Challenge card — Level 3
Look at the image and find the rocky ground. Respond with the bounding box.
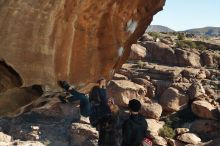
[0,32,220,146]
[108,32,220,145]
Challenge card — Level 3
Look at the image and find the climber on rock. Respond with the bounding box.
[89,78,111,127]
[57,78,111,122]
[121,99,149,146]
[58,80,91,117]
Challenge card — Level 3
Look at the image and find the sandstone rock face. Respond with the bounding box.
[0,0,165,116]
[159,87,189,112]
[0,0,165,88]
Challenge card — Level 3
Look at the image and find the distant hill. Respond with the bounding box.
[146,25,175,32]
[184,27,220,36]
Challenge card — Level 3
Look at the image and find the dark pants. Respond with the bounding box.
[68,89,91,117]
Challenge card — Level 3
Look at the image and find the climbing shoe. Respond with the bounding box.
[58,95,67,104]
[57,80,70,91]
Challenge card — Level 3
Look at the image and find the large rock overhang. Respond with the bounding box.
[0,0,165,91]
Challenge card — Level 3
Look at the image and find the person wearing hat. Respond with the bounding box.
[121,99,148,146]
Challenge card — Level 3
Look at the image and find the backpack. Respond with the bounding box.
[141,137,153,146]
[98,114,120,146]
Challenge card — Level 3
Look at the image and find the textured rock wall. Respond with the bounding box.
[0,0,165,89]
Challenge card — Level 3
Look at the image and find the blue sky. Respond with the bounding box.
[151,0,220,31]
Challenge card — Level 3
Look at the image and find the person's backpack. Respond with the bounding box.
[98,114,120,146]
[141,137,153,146]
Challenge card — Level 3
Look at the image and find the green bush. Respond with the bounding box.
[197,44,207,51]
[148,32,160,41]
[159,125,175,139]
[175,40,196,49]
[177,33,185,40]
[137,60,145,68]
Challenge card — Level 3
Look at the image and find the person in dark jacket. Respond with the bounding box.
[121,99,148,146]
[98,99,121,146]
[58,78,110,119]
[89,78,111,127]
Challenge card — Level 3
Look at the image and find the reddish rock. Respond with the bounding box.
[0,0,165,116]
[0,0,165,88]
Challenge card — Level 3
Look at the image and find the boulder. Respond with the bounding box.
[159,87,189,112]
[139,33,154,42]
[142,41,177,66]
[131,78,156,98]
[191,100,216,119]
[175,49,201,67]
[129,44,147,60]
[201,51,220,68]
[71,123,98,146]
[181,68,200,80]
[190,120,220,141]
[107,80,147,107]
[153,135,168,146]
[187,81,206,100]
[175,128,190,135]
[113,73,128,80]
[0,87,42,117]
[152,80,172,97]
[177,133,201,145]
[0,132,12,143]
[141,102,162,119]
[146,119,165,135]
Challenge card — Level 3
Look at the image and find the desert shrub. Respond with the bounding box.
[177,33,185,40]
[197,44,207,51]
[175,41,189,48]
[137,60,145,68]
[175,40,196,49]
[148,32,160,41]
[159,125,175,139]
